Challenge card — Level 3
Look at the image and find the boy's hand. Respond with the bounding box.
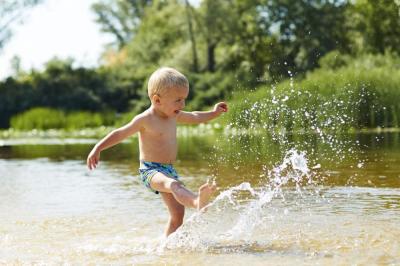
[87,148,100,170]
[214,102,228,114]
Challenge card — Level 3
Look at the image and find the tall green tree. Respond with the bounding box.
[184,0,199,72]
[93,0,194,115]
[264,0,351,72]
[350,0,400,54]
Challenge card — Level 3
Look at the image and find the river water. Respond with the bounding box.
[0,130,399,265]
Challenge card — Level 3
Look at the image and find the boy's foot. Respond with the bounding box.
[197,180,217,210]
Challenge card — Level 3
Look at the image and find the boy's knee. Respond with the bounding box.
[170,180,184,193]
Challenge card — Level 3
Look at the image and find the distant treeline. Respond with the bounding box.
[0,60,137,128]
[1,0,400,129]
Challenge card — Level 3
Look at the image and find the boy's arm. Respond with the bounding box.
[87,115,145,170]
[177,102,228,124]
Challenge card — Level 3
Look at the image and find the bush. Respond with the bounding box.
[319,50,351,70]
[226,53,400,131]
[187,71,237,110]
[10,107,116,130]
[65,112,104,129]
[114,110,137,127]
[11,107,65,130]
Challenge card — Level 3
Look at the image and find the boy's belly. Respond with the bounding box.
[139,138,178,164]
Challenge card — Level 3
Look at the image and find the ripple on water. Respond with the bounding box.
[1,146,399,264]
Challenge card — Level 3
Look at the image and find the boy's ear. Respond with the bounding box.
[152,94,161,104]
[151,94,160,103]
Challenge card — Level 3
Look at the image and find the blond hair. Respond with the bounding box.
[147,67,189,98]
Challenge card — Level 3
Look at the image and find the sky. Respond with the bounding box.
[0,0,112,80]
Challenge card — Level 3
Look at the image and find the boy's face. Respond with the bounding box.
[155,86,189,118]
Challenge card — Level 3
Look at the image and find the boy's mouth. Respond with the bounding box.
[174,110,180,114]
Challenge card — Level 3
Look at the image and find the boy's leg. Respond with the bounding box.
[150,172,197,208]
[150,172,217,210]
[160,192,184,236]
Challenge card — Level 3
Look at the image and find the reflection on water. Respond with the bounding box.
[0,132,399,264]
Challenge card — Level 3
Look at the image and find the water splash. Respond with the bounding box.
[183,70,374,254]
[208,73,369,188]
[163,149,319,252]
[267,149,312,197]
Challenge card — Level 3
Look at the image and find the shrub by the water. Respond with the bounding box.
[10,108,115,130]
[65,112,104,129]
[10,108,65,130]
[226,53,400,131]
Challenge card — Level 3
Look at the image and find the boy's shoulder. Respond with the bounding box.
[133,108,158,126]
[134,109,151,122]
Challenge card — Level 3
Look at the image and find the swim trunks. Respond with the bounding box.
[139,161,180,194]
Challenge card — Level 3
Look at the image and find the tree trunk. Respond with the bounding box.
[207,41,216,72]
[184,0,199,72]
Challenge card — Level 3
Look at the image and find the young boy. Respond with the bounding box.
[87,67,228,236]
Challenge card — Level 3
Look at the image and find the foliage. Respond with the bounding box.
[318,50,352,70]
[65,111,108,129]
[91,0,152,48]
[349,0,400,54]
[10,107,116,130]
[11,107,65,130]
[263,0,351,73]
[186,71,237,110]
[0,58,134,128]
[225,53,400,131]
[2,0,400,130]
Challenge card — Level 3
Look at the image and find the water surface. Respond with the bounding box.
[0,132,399,264]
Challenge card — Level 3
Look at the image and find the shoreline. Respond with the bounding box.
[1,125,400,141]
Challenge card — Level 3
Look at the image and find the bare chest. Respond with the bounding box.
[143,119,176,141]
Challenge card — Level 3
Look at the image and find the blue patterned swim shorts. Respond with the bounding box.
[139,161,180,194]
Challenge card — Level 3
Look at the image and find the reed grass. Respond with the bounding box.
[225,53,400,131]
